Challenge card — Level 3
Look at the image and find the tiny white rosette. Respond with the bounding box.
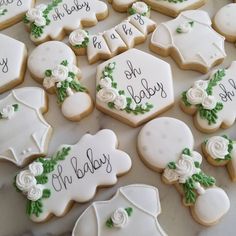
[29,162,44,177]
[111,208,129,228]
[132,2,149,15]
[69,29,88,46]
[97,88,118,103]
[1,105,15,119]
[27,184,44,201]
[186,87,207,105]
[16,170,37,193]
[114,95,127,110]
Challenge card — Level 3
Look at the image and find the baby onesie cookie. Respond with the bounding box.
[0,87,52,167]
[202,135,236,181]
[14,129,132,222]
[0,0,35,30]
[150,10,226,73]
[96,49,174,127]
[28,41,93,121]
[0,33,27,94]
[72,184,167,236]
[108,0,137,12]
[24,0,108,44]
[69,13,156,64]
[180,61,236,133]
[137,117,230,226]
[213,4,236,43]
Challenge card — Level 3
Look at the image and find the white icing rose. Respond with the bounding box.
[178,22,193,33]
[114,95,127,110]
[206,136,229,160]
[132,2,149,14]
[129,101,137,111]
[163,168,179,183]
[26,4,46,22]
[111,208,129,228]
[16,170,37,192]
[29,162,44,176]
[69,29,88,46]
[99,77,112,88]
[34,17,46,27]
[27,184,44,201]
[97,88,118,103]
[52,65,69,82]
[141,104,147,110]
[1,105,15,119]
[186,87,207,105]
[191,151,202,164]
[108,62,115,70]
[202,95,217,110]
[57,82,62,88]
[43,77,55,89]
[68,64,80,76]
[194,80,208,90]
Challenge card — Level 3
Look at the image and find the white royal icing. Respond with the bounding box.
[69,29,89,47]
[131,2,149,15]
[109,0,137,12]
[111,208,129,228]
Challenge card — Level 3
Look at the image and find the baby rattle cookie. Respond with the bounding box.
[137,117,230,226]
[96,49,174,127]
[69,13,156,64]
[0,87,52,167]
[28,41,93,121]
[24,0,108,44]
[14,129,132,222]
[0,0,35,30]
[213,3,236,43]
[202,135,236,181]
[180,61,236,133]
[150,10,226,73]
[0,33,27,94]
[72,184,167,236]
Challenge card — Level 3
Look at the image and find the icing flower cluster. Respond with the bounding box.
[128,2,150,16]
[163,148,215,204]
[69,29,89,48]
[176,21,194,33]
[0,104,19,120]
[26,4,47,27]
[106,207,133,228]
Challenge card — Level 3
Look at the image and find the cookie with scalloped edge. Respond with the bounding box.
[180,61,236,133]
[14,129,132,222]
[24,0,108,44]
[137,117,230,226]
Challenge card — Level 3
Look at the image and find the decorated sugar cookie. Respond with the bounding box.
[14,129,132,222]
[0,34,27,93]
[72,184,167,236]
[150,10,226,73]
[0,87,52,167]
[128,2,150,17]
[24,0,108,44]
[202,135,236,181]
[137,117,230,226]
[69,14,156,64]
[95,49,174,127]
[28,41,93,121]
[0,0,35,30]
[213,4,236,43]
[108,0,137,12]
[180,61,236,133]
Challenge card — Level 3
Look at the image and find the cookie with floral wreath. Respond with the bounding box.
[202,135,236,181]
[137,117,230,226]
[14,129,132,222]
[180,61,236,133]
[0,0,35,30]
[23,0,108,44]
[95,49,174,127]
[28,41,93,121]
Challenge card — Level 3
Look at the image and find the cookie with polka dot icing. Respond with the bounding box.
[28,41,93,121]
[202,135,236,181]
[150,10,226,73]
[24,0,108,44]
[0,33,27,94]
[0,0,35,30]
[180,61,236,133]
[95,49,174,127]
[213,3,236,43]
[137,117,230,226]
[14,129,132,222]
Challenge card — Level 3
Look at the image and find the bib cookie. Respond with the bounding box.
[96,49,174,127]
[24,0,108,44]
[0,0,34,30]
[0,87,52,167]
[69,13,156,64]
[137,117,230,226]
[72,184,167,236]
[28,41,93,121]
[202,135,236,181]
[213,3,236,43]
[150,10,226,73]
[0,33,27,93]
[14,129,132,222]
[180,61,236,133]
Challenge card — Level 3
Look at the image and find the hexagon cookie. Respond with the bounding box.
[0,34,27,93]
[96,49,174,127]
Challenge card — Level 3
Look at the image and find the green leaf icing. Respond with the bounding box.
[0,8,7,16]
[128,6,150,17]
